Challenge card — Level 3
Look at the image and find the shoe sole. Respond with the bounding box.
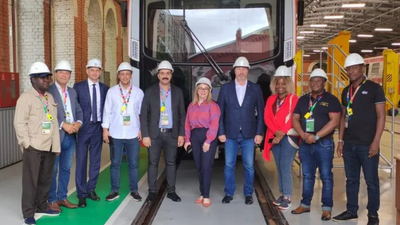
[332,218,358,222]
[291,210,310,214]
[279,204,292,210]
[130,196,142,202]
[35,213,60,217]
[272,202,281,206]
[106,196,120,202]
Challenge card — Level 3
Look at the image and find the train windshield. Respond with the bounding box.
[144,0,279,64]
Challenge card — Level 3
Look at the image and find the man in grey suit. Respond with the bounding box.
[141,60,185,202]
[47,60,83,211]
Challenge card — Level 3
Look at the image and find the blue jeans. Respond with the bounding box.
[110,137,140,192]
[299,139,334,211]
[224,132,255,197]
[343,143,379,217]
[48,134,76,203]
[272,136,297,197]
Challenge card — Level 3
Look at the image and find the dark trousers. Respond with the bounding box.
[191,128,217,198]
[22,147,56,218]
[75,123,103,198]
[343,143,380,217]
[148,131,177,193]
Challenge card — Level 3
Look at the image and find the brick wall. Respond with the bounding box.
[0,0,10,72]
[43,0,51,69]
[105,9,117,86]
[87,0,103,61]
[74,0,88,82]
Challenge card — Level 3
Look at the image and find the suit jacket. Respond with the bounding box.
[73,80,108,134]
[48,83,83,142]
[217,80,264,139]
[141,83,185,139]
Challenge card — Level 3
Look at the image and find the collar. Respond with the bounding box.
[55,81,67,92]
[88,79,98,86]
[29,88,49,97]
[235,79,248,87]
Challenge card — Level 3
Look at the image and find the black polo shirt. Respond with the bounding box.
[294,91,341,138]
[341,80,386,145]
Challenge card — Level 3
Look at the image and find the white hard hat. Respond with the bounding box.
[233,56,250,68]
[274,66,291,77]
[195,77,212,90]
[344,53,365,68]
[310,68,327,79]
[29,62,51,76]
[117,62,133,73]
[55,60,72,72]
[86,58,102,69]
[157,60,174,72]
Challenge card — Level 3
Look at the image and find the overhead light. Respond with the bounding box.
[349,39,357,43]
[392,43,400,46]
[313,50,323,53]
[361,50,373,53]
[310,24,327,28]
[342,3,366,8]
[374,47,388,50]
[297,36,305,39]
[303,54,311,57]
[374,28,393,32]
[321,47,328,50]
[299,31,315,34]
[324,15,344,19]
[357,34,373,38]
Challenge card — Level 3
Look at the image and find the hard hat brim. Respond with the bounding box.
[30,73,52,77]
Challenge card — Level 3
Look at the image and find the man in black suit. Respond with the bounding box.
[73,58,109,207]
[141,60,186,202]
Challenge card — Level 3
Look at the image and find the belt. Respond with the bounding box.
[159,128,172,133]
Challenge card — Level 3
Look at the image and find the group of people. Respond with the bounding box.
[13,53,383,225]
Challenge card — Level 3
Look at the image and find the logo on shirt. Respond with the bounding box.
[320,102,329,107]
[362,91,368,94]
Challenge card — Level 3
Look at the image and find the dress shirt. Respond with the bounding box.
[159,85,173,128]
[235,79,247,106]
[185,101,221,144]
[102,84,144,139]
[55,82,76,129]
[88,79,101,122]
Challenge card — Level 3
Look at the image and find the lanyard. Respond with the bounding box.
[58,88,69,112]
[119,84,133,109]
[308,94,322,114]
[346,79,366,109]
[276,96,286,112]
[160,86,170,112]
[37,92,53,121]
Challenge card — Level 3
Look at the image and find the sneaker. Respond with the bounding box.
[278,197,292,210]
[273,195,284,206]
[367,215,379,225]
[332,211,358,221]
[35,209,60,217]
[105,191,120,202]
[146,192,157,202]
[131,191,142,202]
[24,217,36,225]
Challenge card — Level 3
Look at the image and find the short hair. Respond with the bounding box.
[191,84,212,105]
[269,76,295,95]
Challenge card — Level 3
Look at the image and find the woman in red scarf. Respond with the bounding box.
[263,66,299,210]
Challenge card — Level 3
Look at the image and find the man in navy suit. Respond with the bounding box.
[217,56,264,205]
[47,60,83,211]
[73,58,109,207]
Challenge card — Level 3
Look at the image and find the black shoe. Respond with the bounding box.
[245,196,253,205]
[131,191,142,202]
[78,198,87,208]
[367,215,379,225]
[87,191,100,201]
[222,195,233,204]
[146,192,157,202]
[105,191,119,202]
[167,192,181,202]
[332,211,358,221]
[24,217,36,225]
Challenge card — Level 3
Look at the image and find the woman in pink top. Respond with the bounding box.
[264,66,299,210]
[184,77,220,207]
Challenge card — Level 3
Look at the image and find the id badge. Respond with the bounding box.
[66,112,71,124]
[345,115,350,128]
[305,118,315,132]
[123,115,131,126]
[42,122,51,135]
[161,113,169,126]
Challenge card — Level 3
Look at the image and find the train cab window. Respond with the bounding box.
[144,0,279,64]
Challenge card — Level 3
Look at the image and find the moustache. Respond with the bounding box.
[162,78,169,80]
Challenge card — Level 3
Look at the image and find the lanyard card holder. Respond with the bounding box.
[305,118,315,132]
[42,121,51,135]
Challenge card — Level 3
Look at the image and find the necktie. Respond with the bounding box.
[92,84,98,122]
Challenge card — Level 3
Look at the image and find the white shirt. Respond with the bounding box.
[55,82,75,123]
[235,79,248,106]
[88,79,101,121]
[102,84,144,139]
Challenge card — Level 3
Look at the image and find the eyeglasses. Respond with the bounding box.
[198,87,210,91]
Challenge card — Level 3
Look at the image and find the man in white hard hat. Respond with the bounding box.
[333,53,385,225]
[73,58,109,207]
[217,56,264,205]
[291,68,341,220]
[46,60,83,211]
[141,60,186,202]
[102,62,144,202]
[14,62,61,224]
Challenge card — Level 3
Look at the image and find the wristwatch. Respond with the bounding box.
[314,134,320,141]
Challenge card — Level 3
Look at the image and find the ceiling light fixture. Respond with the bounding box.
[361,50,373,53]
[374,28,393,32]
[299,31,315,34]
[357,34,373,38]
[349,39,357,43]
[342,3,366,8]
[297,36,305,39]
[373,47,388,50]
[392,43,400,46]
[303,54,311,57]
[313,50,323,53]
[324,15,344,19]
[310,24,327,28]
